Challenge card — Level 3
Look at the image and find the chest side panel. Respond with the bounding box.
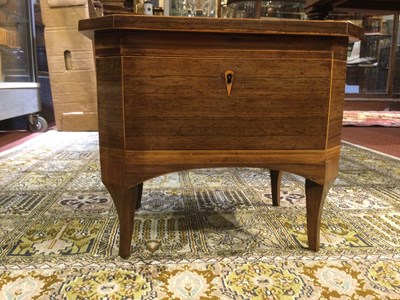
[96,56,125,149]
[327,37,350,149]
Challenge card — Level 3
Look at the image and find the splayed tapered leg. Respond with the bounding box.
[107,184,143,258]
[270,170,283,206]
[305,179,333,251]
[135,183,144,209]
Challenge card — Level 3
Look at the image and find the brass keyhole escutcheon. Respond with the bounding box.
[224,70,234,97]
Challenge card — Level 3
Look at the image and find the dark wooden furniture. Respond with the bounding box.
[79,15,362,258]
[306,0,400,18]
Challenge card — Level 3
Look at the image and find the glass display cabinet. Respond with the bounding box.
[168,0,218,17]
[346,15,399,94]
[0,0,48,131]
[130,0,304,19]
[305,0,400,109]
[222,0,306,19]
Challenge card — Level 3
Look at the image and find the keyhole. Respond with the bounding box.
[227,74,233,84]
[224,70,234,97]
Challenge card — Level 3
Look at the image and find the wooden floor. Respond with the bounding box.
[341,126,400,158]
[0,131,41,152]
[1,127,400,158]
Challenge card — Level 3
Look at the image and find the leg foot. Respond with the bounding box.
[135,183,144,210]
[107,184,142,258]
[305,179,332,251]
[270,170,283,206]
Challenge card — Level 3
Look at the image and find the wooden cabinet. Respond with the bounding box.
[79,15,362,258]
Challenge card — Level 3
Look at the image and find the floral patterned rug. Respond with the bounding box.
[0,131,399,299]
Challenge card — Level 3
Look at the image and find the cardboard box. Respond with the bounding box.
[47,0,87,8]
[46,50,95,71]
[52,101,98,131]
[44,28,94,55]
[49,69,98,130]
[47,56,97,131]
[58,102,98,112]
[61,112,98,131]
[40,0,89,29]
[40,0,98,131]
[46,50,95,73]
[49,70,97,96]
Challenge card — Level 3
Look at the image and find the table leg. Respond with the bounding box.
[135,183,144,209]
[305,179,332,251]
[270,170,282,206]
[107,183,143,258]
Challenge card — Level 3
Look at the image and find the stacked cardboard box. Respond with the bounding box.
[40,0,98,131]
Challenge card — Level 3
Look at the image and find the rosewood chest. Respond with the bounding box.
[79,15,362,258]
